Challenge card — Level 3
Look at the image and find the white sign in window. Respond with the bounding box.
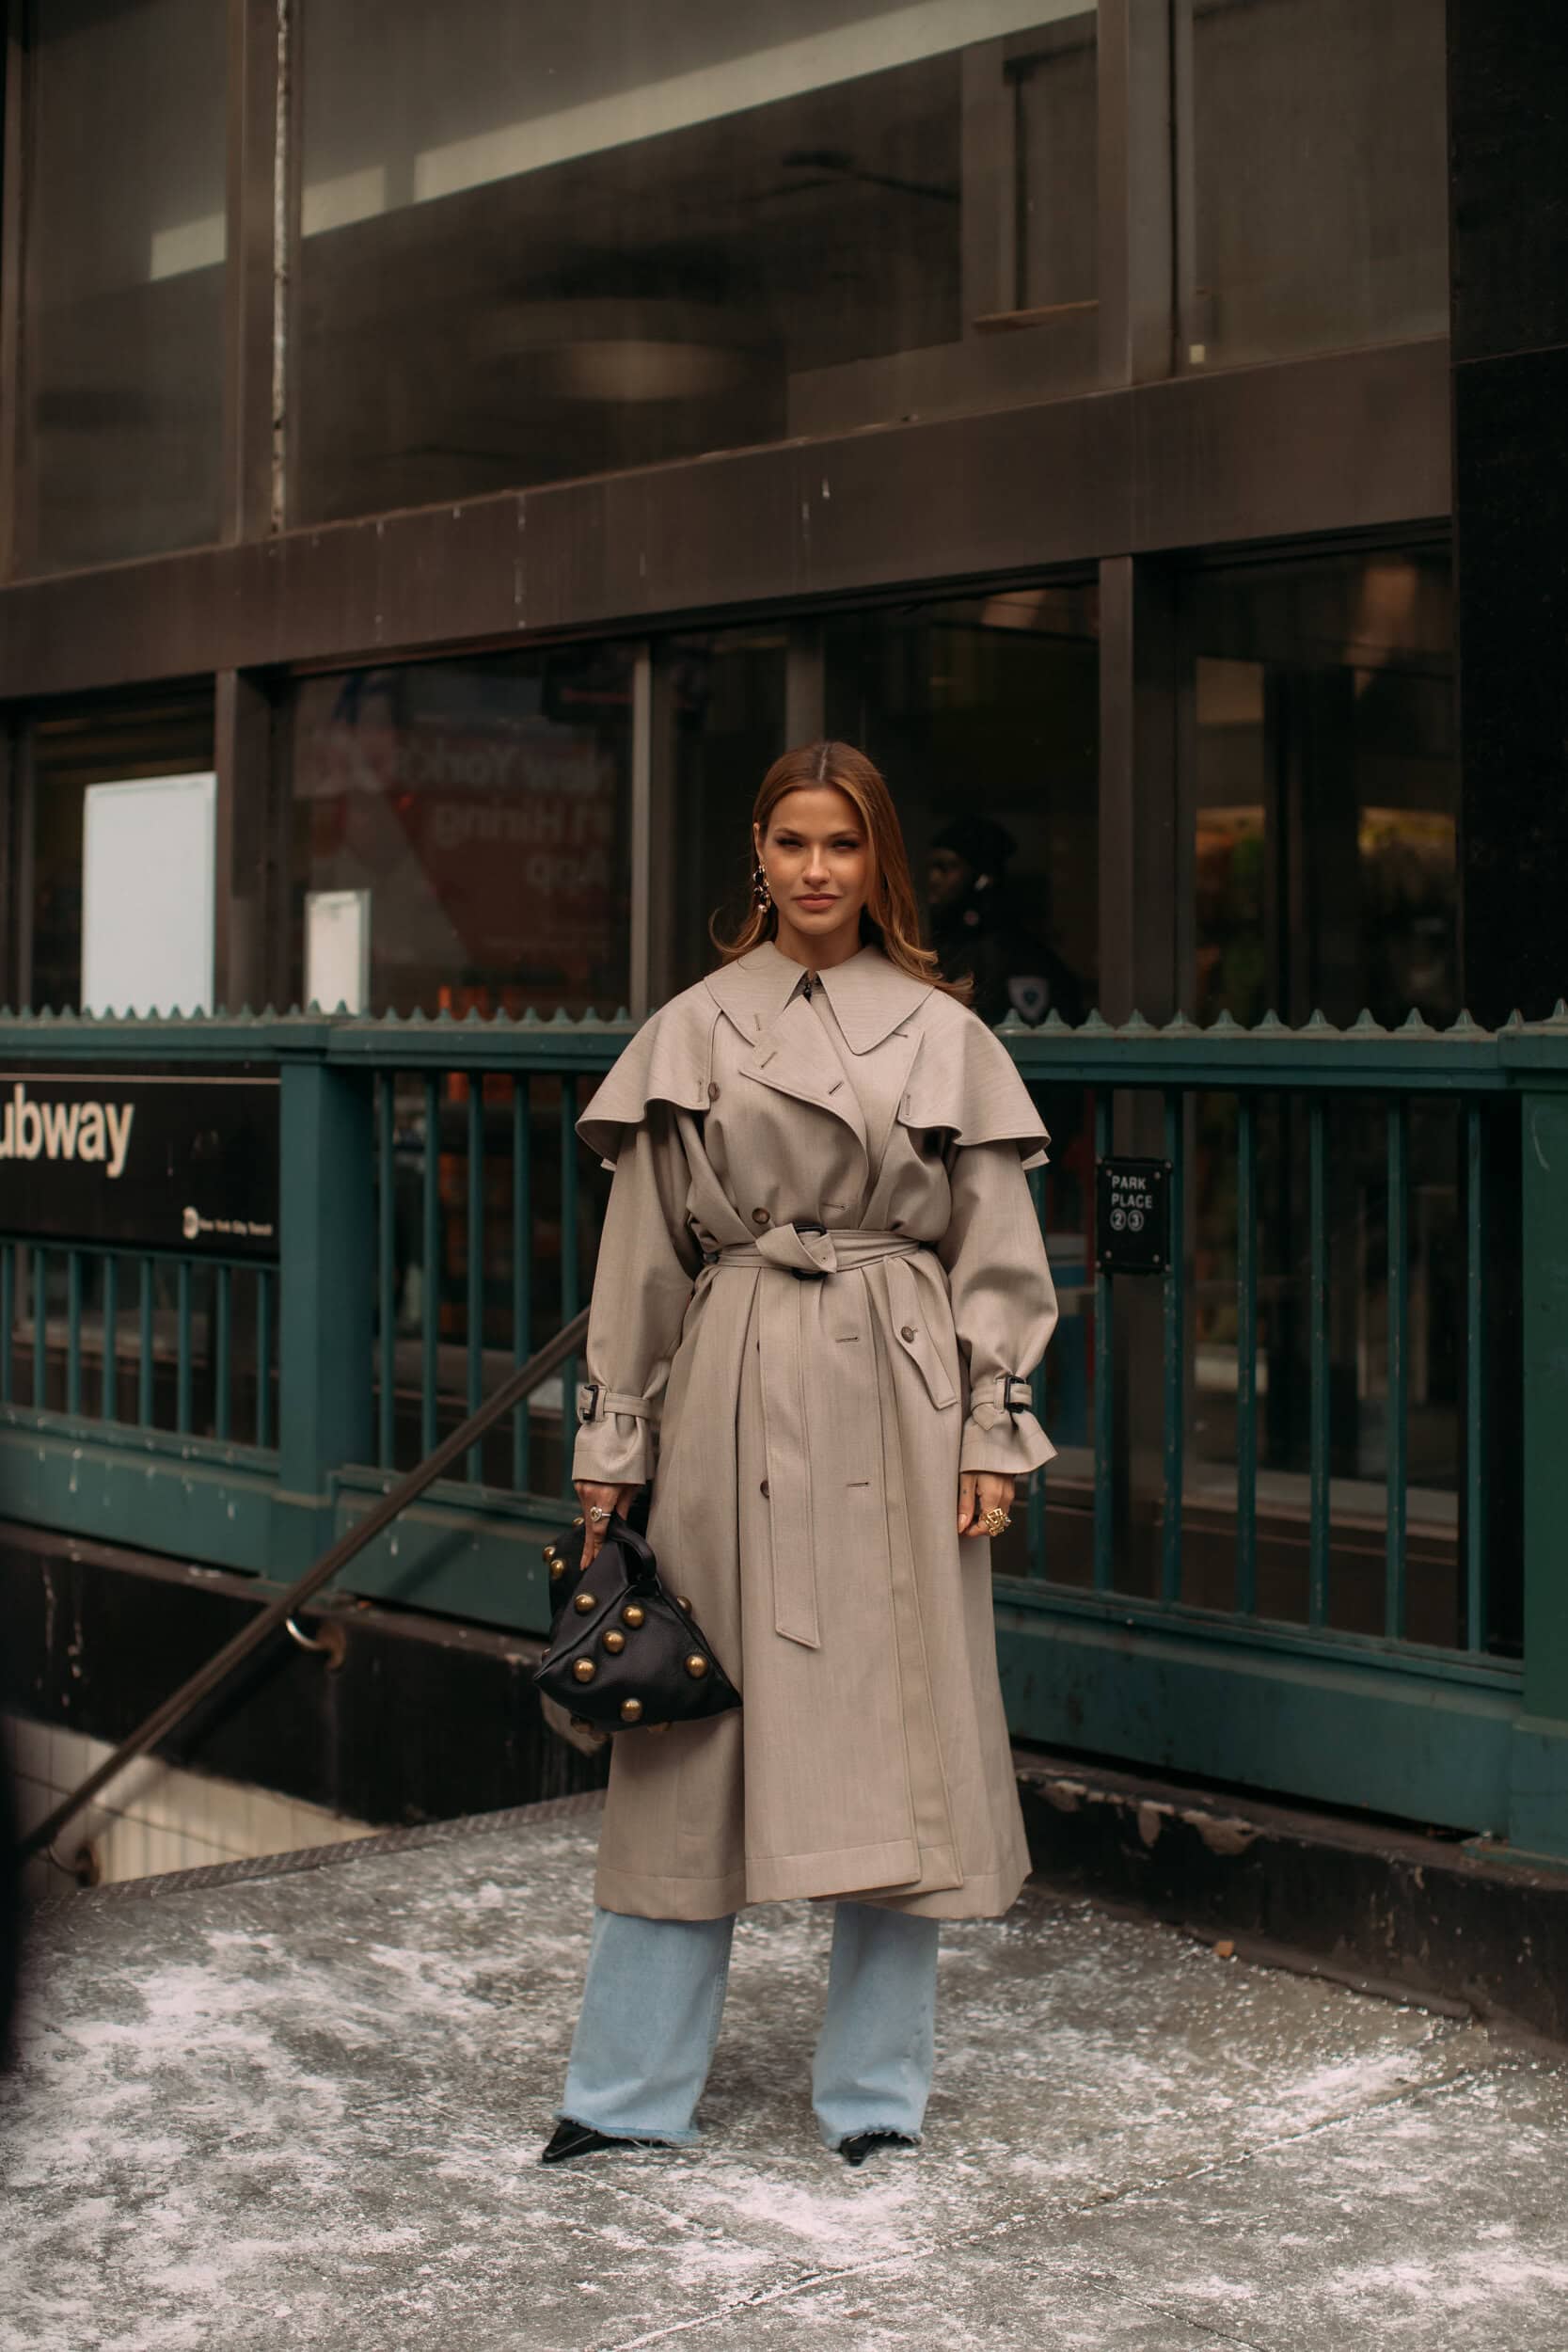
[81,772,217,1016]
[305,887,372,1015]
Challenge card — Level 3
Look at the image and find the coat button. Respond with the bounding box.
[752,1207,769,1226]
[707,1081,720,1101]
[760,1479,770,1498]
[900,1324,916,1343]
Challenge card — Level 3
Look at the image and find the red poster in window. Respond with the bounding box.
[294,664,630,1011]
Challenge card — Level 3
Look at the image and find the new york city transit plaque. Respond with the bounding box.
[1096,1156,1171,1277]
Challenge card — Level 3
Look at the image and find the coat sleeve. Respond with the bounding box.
[937,1136,1060,1477]
[570,1100,704,1488]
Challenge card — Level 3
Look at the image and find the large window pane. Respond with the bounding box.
[289,648,634,1018]
[21,0,227,572]
[296,1,1096,524]
[1189,548,1456,1030]
[1188,0,1448,368]
[824,585,1100,1021]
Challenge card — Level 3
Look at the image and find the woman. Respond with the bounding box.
[542,741,1057,2168]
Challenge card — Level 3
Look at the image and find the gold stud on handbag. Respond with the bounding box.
[533,1512,740,1735]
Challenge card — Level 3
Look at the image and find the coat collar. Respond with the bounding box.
[705,937,931,1056]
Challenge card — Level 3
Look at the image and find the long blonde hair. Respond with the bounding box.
[709,740,973,1007]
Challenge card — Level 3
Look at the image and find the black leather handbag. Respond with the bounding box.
[532,1510,741,1735]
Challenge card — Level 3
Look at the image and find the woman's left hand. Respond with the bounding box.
[958,1471,1016,1539]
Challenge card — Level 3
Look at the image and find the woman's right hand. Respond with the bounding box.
[573,1480,641,1569]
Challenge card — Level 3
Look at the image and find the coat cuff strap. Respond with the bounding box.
[576,1382,658,1427]
[966,1372,1035,1428]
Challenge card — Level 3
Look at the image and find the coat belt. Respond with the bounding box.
[705,1223,944,1649]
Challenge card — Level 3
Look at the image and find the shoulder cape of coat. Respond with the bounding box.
[578,957,1051,1172]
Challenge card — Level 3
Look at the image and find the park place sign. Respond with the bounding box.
[0,1067,278,1258]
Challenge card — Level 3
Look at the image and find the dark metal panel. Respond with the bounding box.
[213,669,274,1010]
[0,1520,607,1830]
[533,448,806,632]
[264,499,528,663]
[0,717,17,1003]
[960,37,1016,329]
[253,497,534,674]
[1099,0,1176,387]
[791,393,1132,600]
[221,0,283,543]
[1170,0,1198,374]
[0,343,1451,700]
[0,1,28,582]
[1132,339,1452,550]
[1449,0,1568,371]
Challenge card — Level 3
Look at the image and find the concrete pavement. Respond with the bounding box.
[4,1792,1566,2350]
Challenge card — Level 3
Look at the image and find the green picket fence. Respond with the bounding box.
[1,1000,1564,1858]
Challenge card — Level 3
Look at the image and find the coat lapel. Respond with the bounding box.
[812,946,932,1055]
[704,939,935,1172]
[743,992,868,1160]
[705,941,933,1050]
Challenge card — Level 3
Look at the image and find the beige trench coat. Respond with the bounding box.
[568,937,1058,1921]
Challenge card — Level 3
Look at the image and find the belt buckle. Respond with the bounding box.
[791,1219,826,1279]
[577,1380,603,1424]
[1001,1373,1032,1420]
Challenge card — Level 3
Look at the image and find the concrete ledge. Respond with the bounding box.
[24,1788,609,1917]
[1016,1747,1568,2046]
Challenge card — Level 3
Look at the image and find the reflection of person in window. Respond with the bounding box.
[926,816,1085,1031]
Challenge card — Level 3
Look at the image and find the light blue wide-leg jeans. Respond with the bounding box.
[558,1899,941,2151]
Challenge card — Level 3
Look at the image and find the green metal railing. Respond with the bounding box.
[2,1239,276,1446]
[1,998,1566,1858]
[1002,1011,1501,1665]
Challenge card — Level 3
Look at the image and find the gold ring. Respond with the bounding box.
[981,1505,1011,1535]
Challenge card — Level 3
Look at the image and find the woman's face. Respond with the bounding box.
[755,786,871,957]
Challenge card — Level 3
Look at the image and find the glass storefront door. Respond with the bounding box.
[1189,548,1457,1033]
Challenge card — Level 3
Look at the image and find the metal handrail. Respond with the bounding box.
[16,1307,592,1867]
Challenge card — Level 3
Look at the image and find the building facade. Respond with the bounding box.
[7,1,1568,1880]
[0,0,1465,1037]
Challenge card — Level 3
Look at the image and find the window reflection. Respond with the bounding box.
[289,649,634,1017]
[825,583,1100,1020]
[658,629,789,1003]
[1190,549,1456,1030]
[1186,0,1448,368]
[296,0,1097,523]
[21,0,227,572]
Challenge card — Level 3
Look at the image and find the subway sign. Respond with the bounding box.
[0,1067,279,1258]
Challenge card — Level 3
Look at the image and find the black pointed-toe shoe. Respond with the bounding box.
[838,2130,919,2169]
[539,2119,673,2165]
